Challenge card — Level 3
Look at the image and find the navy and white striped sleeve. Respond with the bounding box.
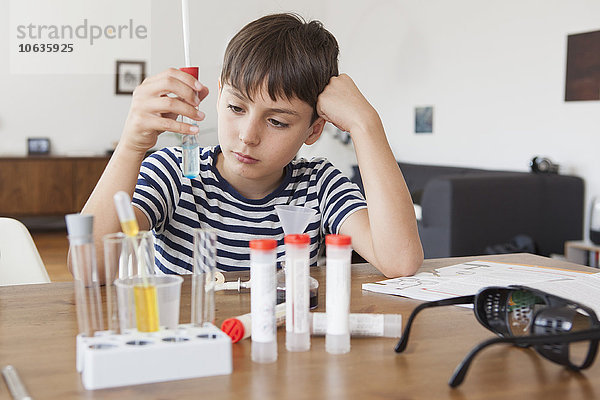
[132,148,183,234]
[316,159,367,235]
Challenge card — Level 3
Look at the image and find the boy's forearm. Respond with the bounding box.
[351,118,424,276]
[79,144,147,281]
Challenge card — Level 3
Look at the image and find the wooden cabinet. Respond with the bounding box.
[0,157,109,217]
[565,240,600,268]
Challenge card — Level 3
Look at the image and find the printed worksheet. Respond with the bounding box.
[525,274,600,316]
[362,260,599,305]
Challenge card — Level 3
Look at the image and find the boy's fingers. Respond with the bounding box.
[139,70,199,107]
[145,115,200,135]
[152,77,199,107]
[164,67,201,89]
[163,68,209,103]
[161,112,179,121]
[197,85,209,102]
[166,68,210,102]
[149,97,204,121]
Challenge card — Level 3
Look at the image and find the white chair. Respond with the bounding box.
[0,217,51,285]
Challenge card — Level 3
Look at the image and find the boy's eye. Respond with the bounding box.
[268,118,289,128]
[227,104,243,113]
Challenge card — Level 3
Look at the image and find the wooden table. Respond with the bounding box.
[1,253,599,399]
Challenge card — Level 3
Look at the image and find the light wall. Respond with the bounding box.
[1,0,599,236]
[316,0,600,238]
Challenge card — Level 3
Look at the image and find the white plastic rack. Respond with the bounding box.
[77,323,232,390]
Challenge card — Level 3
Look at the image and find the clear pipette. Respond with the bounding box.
[113,191,159,332]
[179,67,200,179]
[180,0,200,178]
[181,0,191,67]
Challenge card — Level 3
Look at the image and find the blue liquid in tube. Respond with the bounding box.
[181,116,200,178]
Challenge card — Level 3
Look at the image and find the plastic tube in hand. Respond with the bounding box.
[113,191,159,332]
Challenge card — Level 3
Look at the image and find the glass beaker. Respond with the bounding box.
[104,231,155,332]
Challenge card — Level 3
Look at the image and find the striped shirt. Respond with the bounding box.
[132,146,366,274]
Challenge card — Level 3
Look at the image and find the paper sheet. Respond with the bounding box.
[362,260,600,312]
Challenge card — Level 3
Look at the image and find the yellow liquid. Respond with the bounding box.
[133,285,160,332]
[120,219,139,237]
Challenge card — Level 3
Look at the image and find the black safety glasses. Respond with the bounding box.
[394,286,600,387]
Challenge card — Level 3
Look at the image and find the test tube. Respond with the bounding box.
[221,303,286,343]
[250,239,278,363]
[113,191,159,333]
[180,66,200,179]
[311,313,403,338]
[191,229,217,326]
[102,232,126,333]
[65,213,104,336]
[285,234,311,352]
[325,234,352,354]
[221,308,403,343]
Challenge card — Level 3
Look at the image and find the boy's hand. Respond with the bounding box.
[316,74,380,135]
[120,68,209,154]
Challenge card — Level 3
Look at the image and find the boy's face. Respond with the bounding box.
[216,82,325,188]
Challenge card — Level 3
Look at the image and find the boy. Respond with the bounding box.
[82,13,423,280]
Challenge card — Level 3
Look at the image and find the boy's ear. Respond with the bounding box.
[304,117,326,146]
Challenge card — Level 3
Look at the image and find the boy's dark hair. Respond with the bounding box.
[220,13,339,122]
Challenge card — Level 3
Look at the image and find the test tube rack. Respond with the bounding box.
[77,323,232,390]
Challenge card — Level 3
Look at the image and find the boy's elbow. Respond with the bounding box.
[375,246,424,278]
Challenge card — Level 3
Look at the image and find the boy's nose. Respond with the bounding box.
[239,118,261,145]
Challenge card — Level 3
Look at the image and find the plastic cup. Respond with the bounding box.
[103,231,155,332]
[275,205,317,235]
[115,275,183,332]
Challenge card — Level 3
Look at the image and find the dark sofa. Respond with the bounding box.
[350,162,584,259]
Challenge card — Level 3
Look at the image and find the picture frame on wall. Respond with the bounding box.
[115,60,146,95]
[415,106,433,134]
[27,137,51,155]
[565,30,600,101]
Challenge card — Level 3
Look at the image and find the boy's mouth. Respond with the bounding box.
[233,152,259,164]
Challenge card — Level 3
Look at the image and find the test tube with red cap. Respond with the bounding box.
[285,234,311,352]
[250,239,278,363]
[325,234,352,354]
[179,66,200,179]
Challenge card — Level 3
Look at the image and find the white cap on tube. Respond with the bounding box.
[252,341,277,363]
[326,333,350,354]
[65,213,93,245]
[383,314,403,338]
[113,191,135,222]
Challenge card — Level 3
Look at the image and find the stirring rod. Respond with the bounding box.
[2,365,32,400]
